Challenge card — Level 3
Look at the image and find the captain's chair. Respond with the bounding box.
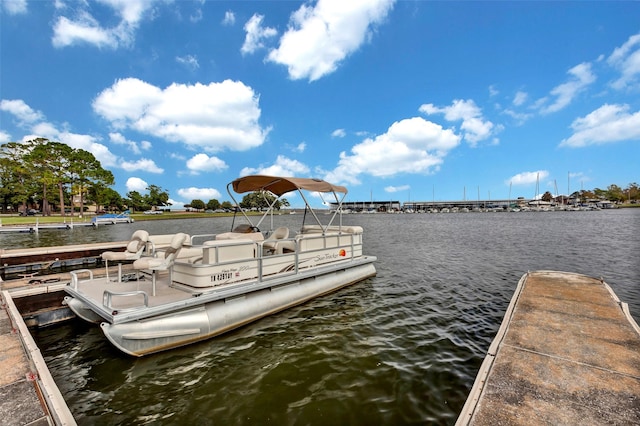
[101,230,149,282]
[133,233,189,296]
[263,227,290,254]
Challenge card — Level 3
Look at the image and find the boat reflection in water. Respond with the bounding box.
[63,175,377,356]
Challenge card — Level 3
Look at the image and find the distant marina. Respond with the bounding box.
[332,197,616,213]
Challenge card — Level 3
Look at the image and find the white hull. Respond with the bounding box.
[100,262,374,356]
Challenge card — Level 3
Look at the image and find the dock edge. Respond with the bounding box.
[455,270,640,425]
[2,290,76,425]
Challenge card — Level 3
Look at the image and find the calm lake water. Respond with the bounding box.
[9,209,639,425]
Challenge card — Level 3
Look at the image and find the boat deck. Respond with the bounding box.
[73,272,194,310]
[458,270,640,425]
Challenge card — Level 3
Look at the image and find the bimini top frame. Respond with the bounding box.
[227,175,348,233]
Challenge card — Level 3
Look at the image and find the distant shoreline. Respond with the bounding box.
[0,204,638,227]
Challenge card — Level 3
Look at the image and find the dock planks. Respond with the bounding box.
[457,270,640,425]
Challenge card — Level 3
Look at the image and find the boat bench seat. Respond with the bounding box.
[300,225,363,234]
[177,239,257,265]
[216,231,264,242]
[147,234,192,254]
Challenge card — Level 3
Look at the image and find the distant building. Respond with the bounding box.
[328,201,401,212]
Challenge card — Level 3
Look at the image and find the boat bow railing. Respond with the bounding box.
[69,269,94,290]
[103,290,149,311]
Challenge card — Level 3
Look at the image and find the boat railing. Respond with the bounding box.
[190,234,218,246]
[102,290,149,311]
[69,269,94,290]
[172,231,364,289]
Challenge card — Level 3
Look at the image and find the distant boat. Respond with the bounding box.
[91,210,133,225]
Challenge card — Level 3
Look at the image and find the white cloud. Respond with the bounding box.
[177,187,222,201]
[560,103,640,147]
[503,108,533,125]
[267,0,395,81]
[167,198,185,209]
[538,62,596,114]
[52,14,118,49]
[222,10,235,26]
[513,91,528,106]
[0,130,11,143]
[385,185,409,193]
[93,78,269,151]
[324,117,460,185]
[241,155,310,177]
[126,177,148,192]
[0,99,44,124]
[241,14,277,55]
[51,0,159,49]
[28,120,120,168]
[121,158,164,173]
[507,170,549,186]
[607,33,640,90]
[294,142,306,153]
[109,132,150,154]
[419,99,497,146]
[1,98,135,169]
[186,153,228,174]
[176,54,199,70]
[332,128,346,138]
[2,0,27,15]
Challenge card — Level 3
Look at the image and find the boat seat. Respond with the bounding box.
[133,233,189,296]
[147,233,192,255]
[263,227,289,254]
[101,230,149,282]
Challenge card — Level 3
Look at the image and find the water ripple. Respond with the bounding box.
[29,209,640,425]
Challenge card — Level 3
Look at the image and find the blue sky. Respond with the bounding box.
[1,0,639,209]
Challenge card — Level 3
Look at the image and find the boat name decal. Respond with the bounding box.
[313,252,345,262]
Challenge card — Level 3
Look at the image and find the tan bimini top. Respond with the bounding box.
[231,175,348,196]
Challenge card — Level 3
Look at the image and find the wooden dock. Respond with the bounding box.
[1,287,76,425]
[457,270,640,425]
[1,242,127,280]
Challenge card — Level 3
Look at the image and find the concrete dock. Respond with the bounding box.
[457,270,640,425]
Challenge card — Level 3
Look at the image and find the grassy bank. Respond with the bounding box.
[0,211,238,226]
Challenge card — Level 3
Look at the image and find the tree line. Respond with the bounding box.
[1,138,634,215]
[0,138,173,215]
[0,138,290,215]
[539,183,639,204]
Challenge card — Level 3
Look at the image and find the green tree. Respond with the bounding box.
[625,182,639,202]
[146,185,170,210]
[240,191,289,210]
[221,201,233,210]
[206,199,221,210]
[91,186,123,212]
[26,138,67,216]
[126,191,149,212]
[190,199,205,211]
[0,141,33,213]
[541,191,553,202]
[606,184,625,203]
[68,148,114,216]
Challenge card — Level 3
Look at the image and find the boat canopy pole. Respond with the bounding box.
[323,190,346,231]
[226,182,256,231]
[254,191,281,231]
